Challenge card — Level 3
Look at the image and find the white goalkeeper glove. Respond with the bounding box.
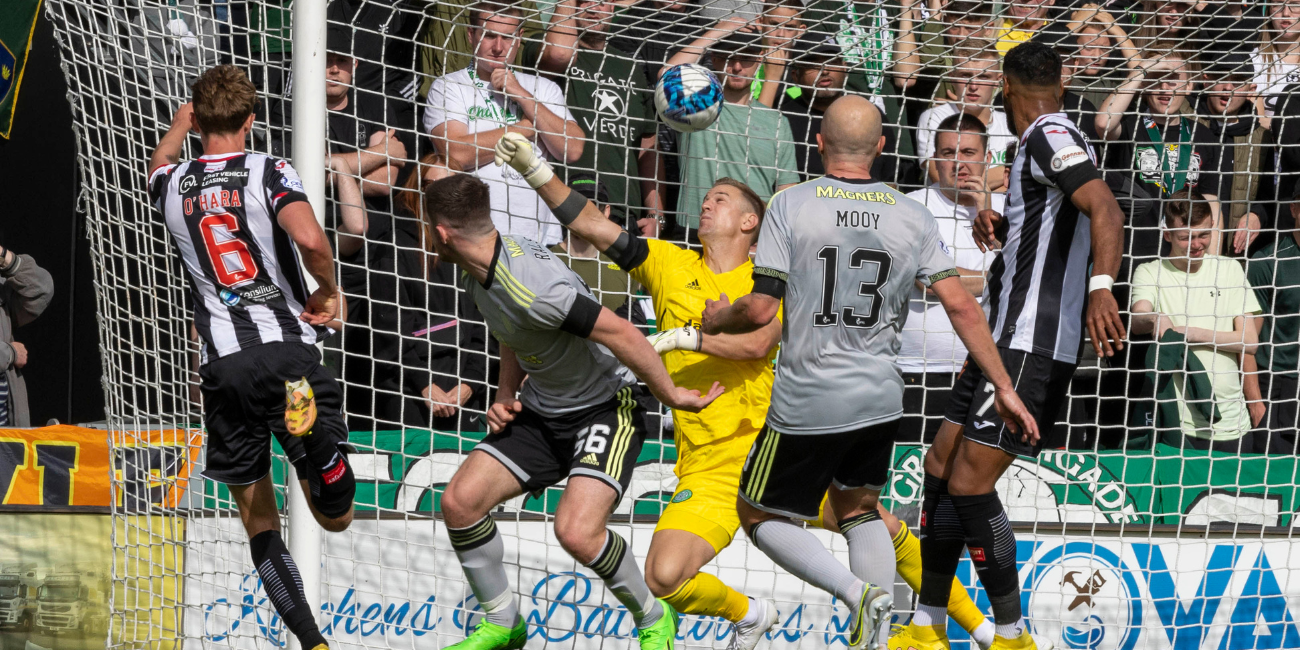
[494,132,554,189]
[646,327,702,354]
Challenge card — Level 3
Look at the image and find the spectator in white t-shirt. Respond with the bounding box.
[899,113,1001,442]
[424,0,584,246]
[1251,0,1300,122]
[915,46,1015,191]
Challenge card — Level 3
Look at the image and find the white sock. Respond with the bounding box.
[911,604,947,628]
[737,598,761,627]
[751,518,865,607]
[972,621,996,649]
[995,620,1024,639]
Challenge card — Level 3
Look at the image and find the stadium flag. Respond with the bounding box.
[0,0,41,139]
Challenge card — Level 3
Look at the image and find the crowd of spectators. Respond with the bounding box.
[181,0,1300,456]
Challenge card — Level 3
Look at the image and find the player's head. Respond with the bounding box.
[711,31,764,92]
[422,174,497,262]
[698,178,765,247]
[1136,42,1195,116]
[817,95,885,167]
[1001,41,1065,128]
[398,152,462,219]
[468,0,527,76]
[1162,189,1214,260]
[949,47,1001,112]
[932,113,990,192]
[189,65,257,138]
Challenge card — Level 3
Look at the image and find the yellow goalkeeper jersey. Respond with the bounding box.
[631,240,778,471]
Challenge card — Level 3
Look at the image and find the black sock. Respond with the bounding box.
[251,530,327,648]
[917,473,965,609]
[950,492,1021,625]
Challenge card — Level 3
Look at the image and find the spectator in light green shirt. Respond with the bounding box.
[663,26,800,231]
[1130,191,1265,452]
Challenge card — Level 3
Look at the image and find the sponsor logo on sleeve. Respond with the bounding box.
[1050,145,1089,172]
[281,176,305,192]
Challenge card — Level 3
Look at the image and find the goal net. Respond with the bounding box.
[42,0,1300,648]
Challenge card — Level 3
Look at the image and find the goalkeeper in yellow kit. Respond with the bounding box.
[493,132,1000,650]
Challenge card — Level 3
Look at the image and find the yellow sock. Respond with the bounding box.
[664,573,751,623]
[892,522,987,634]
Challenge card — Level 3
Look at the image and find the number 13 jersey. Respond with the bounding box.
[755,175,956,434]
[149,153,326,365]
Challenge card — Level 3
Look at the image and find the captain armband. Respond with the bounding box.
[927,269,959,285]
[752,267,788,299]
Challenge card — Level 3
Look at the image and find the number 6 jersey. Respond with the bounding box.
[149,153,326,365]
[754,175,956,435]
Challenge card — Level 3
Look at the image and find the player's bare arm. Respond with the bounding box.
[588,307,725,413]
[700,292,779,335]
[149,103,195,173]
[1069,177,1127,358]
[276,201,339,325]
[931,276,1040,442]
[487,344,526,433]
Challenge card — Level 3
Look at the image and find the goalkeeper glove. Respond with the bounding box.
[646,327,702,354]
[494,132,554,189]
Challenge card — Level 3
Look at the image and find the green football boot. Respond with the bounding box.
[444,618,527,650]
[638,600,679,650]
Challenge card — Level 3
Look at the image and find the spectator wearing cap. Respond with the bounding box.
[1251,0,1300,123]
[527,0,664,237]
[1198,56,1276,257]
[1130,190,1265,453]
[549,173,647,323]
[915,46,1015,190]
[898,113,1001,443]
[424,0,585,247]
[1098,42,1224,252]
[1245,184,1300,454]
[766,33,909,183]
[663,21,800,237]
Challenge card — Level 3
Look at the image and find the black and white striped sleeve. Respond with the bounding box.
[1026,122,1102,198]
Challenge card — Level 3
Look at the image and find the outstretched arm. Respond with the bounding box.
[588,307,725,412]
[700,292,780,335]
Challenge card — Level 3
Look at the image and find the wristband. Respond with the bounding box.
[553,187,587,226]
[1088,274,1114,294]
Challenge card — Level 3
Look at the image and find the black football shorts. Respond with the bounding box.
[943,347,1075,458]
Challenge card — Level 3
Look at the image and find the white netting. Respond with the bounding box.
[42,0,1300,648]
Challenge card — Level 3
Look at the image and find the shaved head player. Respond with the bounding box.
[701,95,1039,649]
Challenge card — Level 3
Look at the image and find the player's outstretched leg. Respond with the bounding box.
[823,488,898,648]
[554,477,675,650]
[441,452,530,650]
[644,529,776,650]
[231,476,331,650]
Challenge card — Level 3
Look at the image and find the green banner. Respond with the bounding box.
[200,432,1300,527]
[0,0,40,139]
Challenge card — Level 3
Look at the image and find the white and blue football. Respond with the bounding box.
[655,63,724,133]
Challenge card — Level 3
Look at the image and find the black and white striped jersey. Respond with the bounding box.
[986,113,1102,365]
[148,152,324,364]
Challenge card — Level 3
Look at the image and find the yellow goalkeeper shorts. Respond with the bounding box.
[656,468,745,553]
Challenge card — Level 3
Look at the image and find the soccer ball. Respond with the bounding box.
[655,64,724,133]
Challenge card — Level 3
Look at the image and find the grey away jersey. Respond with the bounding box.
[755,176,956,434]
[463,235,635,414]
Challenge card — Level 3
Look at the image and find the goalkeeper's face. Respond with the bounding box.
[697,185,759,244]
[471,15,524,73]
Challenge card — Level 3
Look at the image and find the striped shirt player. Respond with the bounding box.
[149,153,325,364]
[738,175,957,521]
[943,111,1103,458]
[463,234,643,496]
[147,152,353,512]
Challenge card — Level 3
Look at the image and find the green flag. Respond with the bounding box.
[0,0,42,139]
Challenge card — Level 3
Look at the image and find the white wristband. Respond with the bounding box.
[1088,274,1114,294]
